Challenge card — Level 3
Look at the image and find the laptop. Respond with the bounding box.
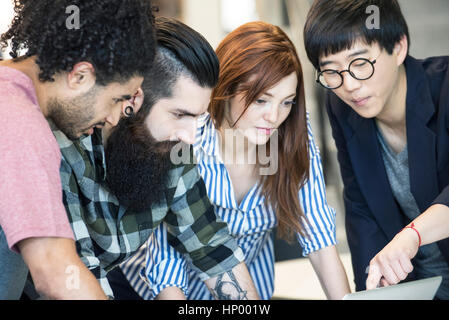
[343,276,442,300]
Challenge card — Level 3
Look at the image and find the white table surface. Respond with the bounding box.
[273,252,356,300]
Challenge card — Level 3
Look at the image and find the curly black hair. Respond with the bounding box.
[0,0,157,85]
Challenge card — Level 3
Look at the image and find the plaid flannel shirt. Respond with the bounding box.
[50,122,244,298]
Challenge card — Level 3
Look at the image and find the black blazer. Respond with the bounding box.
[326,55,449,291]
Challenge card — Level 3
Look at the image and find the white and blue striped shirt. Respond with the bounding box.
[120,113,337,300]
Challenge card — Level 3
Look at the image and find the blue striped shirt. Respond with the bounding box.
[120,113,337,300]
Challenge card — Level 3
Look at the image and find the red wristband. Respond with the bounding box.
[401,222,422,247]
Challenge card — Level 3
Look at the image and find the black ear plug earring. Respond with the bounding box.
[124,106,134,117]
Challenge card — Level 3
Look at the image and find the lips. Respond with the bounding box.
[256,127,275,135]
[85,125,100,135]
[351,96,370,107]
[84,123,106,135]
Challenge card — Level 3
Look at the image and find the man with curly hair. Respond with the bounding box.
[0,0,156,299]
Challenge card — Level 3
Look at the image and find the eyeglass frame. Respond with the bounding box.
[315,52,382,90]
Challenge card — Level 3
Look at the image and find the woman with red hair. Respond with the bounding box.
[119,21,351,300]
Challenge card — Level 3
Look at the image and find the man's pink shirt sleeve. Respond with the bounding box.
[0,66,75,252]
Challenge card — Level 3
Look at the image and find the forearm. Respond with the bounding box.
[19,237,107,300]
[308,245,351,300]
[410,204,449,246]
[156,286,187,300]
[204,262,259,300]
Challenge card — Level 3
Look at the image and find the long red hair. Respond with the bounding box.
[209,21,309,241]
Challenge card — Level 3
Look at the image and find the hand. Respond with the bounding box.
[366,228,419,290]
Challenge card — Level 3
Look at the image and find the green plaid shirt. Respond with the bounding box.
[50,122,244,298]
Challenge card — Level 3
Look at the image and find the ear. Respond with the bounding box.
[131,88,144,113]
[394,35,408,66]
[121,87,144,116]
[67,62,96,91]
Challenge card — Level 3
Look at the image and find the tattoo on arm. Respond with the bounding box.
[211,270,248,300]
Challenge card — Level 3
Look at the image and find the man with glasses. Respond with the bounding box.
[304,0,449,299]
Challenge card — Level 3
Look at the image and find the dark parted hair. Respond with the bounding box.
[0,0,157,85]
[133,16,219,122]
[304,0,410,69]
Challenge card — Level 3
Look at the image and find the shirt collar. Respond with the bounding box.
[196,113,221,158]
[195,113,266,211]
[49,121,107,182]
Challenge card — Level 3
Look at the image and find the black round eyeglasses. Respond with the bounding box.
[316,53,381,89]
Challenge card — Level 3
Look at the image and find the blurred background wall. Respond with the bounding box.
[0,0,14,38]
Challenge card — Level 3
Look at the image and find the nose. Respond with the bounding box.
[341,71,362,92]
[264,104,279,124]
[105,108,122,127]
[174,120,197,145]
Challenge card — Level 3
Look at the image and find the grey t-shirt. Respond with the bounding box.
[376,126,449,299]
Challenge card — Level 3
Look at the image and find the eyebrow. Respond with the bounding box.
[262,92,296,99]
[173,108,205,117]
[114,94,132,102]
[319,49,369,68]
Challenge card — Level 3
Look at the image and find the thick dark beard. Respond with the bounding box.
[105,117,178,212]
